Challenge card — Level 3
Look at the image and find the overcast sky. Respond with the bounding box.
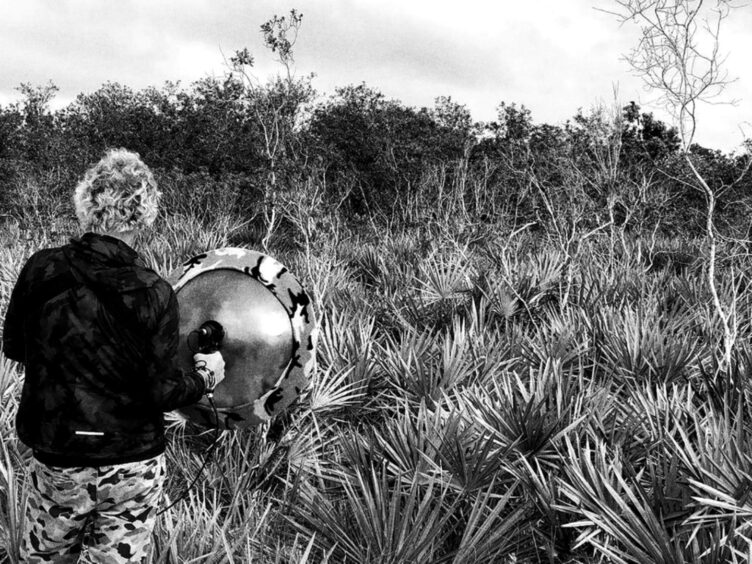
[1,0,750,153]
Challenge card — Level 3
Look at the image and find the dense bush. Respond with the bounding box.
[1,76,749,238]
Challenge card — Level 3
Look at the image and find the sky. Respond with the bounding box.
[1,0,750,153]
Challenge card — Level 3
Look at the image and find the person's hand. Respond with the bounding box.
[193,352,226,393]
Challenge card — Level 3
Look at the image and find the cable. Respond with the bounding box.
[159,319,226,516]
[158,393,222,516]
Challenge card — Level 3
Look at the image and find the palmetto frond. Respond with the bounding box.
[596,304,701,384]
[287,460,457,563]
[0,438,27,563]
[438,480,536,564]
[377,323,485,405]
[555,437,689,564]
[417,251,474,305]
[522,306,590,367]
[306,366,368,417]
[447,369,586,471]
[667,402,752,558]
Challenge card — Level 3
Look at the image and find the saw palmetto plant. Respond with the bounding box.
[4,197,752,563]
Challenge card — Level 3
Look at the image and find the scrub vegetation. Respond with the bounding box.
[2,3,752,562]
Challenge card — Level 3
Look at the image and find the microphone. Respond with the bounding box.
[194,320,225,353]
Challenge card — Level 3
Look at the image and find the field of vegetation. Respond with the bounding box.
[2,5,752,562]
[2,165,752,562]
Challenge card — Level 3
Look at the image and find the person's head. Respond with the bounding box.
[73,149,160,236]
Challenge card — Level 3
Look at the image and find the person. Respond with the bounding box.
[2,148,226,562]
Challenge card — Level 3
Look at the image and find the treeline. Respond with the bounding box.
[1,75,750,241]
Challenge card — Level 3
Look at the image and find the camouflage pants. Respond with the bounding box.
[21,454,166,563]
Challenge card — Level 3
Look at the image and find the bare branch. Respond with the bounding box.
[608,0,745,371]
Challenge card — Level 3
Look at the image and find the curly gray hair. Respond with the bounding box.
[73,149,160,233]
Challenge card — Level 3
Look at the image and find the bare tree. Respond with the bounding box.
[229,10,314,251]
[606,0,752,370]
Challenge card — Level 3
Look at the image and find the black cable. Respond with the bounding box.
[159,319,225,516]
[158,393,222,516]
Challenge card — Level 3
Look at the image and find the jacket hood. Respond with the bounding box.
[62,232,149,293]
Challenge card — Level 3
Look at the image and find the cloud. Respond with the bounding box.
[0,0,279,102]
[0,0,748,151]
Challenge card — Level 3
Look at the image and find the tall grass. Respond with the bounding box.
[3,172,752,562]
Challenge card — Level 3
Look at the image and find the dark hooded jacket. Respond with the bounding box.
[2,232,205,467]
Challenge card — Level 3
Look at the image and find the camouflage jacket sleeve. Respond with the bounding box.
[2,259,32,363]
[143,288,206,411]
